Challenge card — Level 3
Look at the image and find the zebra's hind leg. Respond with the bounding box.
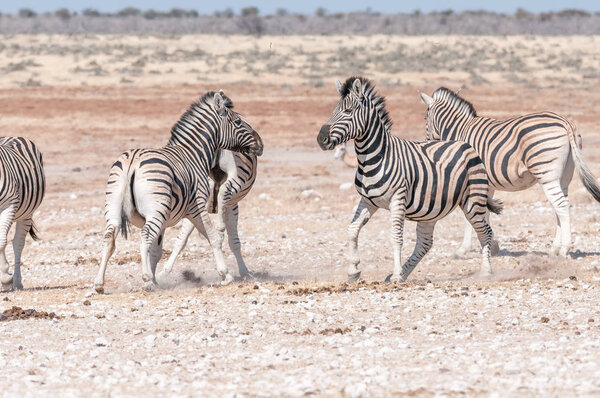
[541,179,571,257]
[149,234,163,277]
[0,205,17,289]
[225,205,251,278]
[94,222,118,293]
[464,210,494,277]
[157,219,196,282]
[346,198,377,282]
[140,221,164,291]
[395,221,436,282]
[12,219,33,290]
[192,209,233,286]
[457,189,499,257]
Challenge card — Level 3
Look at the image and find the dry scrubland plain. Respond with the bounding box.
[0,35,600,396]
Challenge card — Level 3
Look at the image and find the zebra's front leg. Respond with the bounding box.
[12,219,33,290]
[0,205,17,288]
[214,182,231,240]
[399,221,435,282]
[157,219,196,282]
[193,208,233,286]
[224,205,251,278]
[346,198,377,282]
[386,193,406,283]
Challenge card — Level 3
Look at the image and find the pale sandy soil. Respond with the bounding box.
[0,35,599,397]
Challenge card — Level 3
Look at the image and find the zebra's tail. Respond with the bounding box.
[567,121,600,203]
[120,170,135,239]
[487,198,504,215]
[29,223,40,241]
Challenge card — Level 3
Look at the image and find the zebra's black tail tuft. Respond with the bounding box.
[487,198,503,215]
[567,122,600,203]
[29,223,40,241]
[119,170,135,240]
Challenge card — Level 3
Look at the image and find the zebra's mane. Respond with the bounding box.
[432,87,477,117]
[340,76,393,133]
[169,91,233,142]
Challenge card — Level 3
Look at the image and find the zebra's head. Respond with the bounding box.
[213,91,263,157]
[420,88,477,141]
[318,77,389,151]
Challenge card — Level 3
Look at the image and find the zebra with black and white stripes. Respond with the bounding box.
[317,77,502,282]
[157,149,257,280]
[419,88,600,257]
[0,137,45,290]
[93,91,263,293]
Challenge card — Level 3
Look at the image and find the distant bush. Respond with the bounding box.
[117,7,141,17]
[54,8,71,20]
[214,8,234,18]
[82,8,100,17]
[18,8,37,18]
[241,7,259,17]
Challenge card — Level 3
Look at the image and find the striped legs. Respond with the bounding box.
[0,205,17,288]
[398,222,436,282]
[94,223,117,293]
[158,219,198,279]
[12,219,33,290]
[388,194,407,283]
[224,205,251,278]
[346,197,377,282]
[457,189,499,257]
[541,180,571,257]
[192,208,233,285]
[462,208,494,276]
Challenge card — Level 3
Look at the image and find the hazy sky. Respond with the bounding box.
[3,0,599,14]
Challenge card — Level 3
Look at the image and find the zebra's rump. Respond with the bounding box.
[0,137,45,219]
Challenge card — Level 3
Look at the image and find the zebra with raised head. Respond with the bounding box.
[94,91,263,293]
[157,149,257,280]
[0,137,45,290]
[419,88,600,257]
[317,77,502,282]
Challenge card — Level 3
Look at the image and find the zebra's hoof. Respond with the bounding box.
[453,249,468,259]
[13,281,23,291]
[94,284,105,294]
[239,272,255,281]
[1,282,14,292]
[480,270,494,279]
[0,273,13,286]
[220,274,234,286]
[490,240,500,256]
[384,274,403,283]
[142,281,156,292]
[559,247,570,258]
[347,271,361,283]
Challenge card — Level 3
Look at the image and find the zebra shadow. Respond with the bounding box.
[1,284,77,293]
[496,249,548,257]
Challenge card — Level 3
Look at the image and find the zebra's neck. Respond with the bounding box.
[353,112,391,165]
[439,113,476,141]
[167,107,220,170]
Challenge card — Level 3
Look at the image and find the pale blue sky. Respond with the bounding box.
[1,0,599,14]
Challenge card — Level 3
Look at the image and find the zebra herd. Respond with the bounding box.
[1,77,599,292]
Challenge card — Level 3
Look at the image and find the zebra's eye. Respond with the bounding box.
[235,119,242,126]
[343,108,352,115]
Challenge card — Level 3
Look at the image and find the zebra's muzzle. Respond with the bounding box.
[317,124,334,150]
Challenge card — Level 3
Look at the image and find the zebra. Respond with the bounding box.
[93,91,263,293]
[0,137,45,290]
[317,77,503,283]
[419,87,600,257]
[157,149,257,281]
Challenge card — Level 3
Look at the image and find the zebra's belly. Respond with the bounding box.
[355,185,394,210]
[488,163,537,192]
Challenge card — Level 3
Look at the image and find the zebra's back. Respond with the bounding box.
[0,137,45,219]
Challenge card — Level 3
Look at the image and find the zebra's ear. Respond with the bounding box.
[351,78,363,98]
[214,92,227,116]
[335,79,343,95]
[419,92,434,107]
